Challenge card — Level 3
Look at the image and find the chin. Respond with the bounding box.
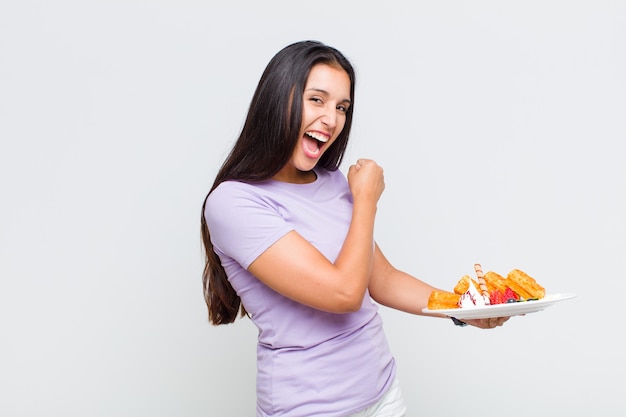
[297,164,316,173]
[295,157,320,172]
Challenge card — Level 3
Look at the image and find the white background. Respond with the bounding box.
[1,1,624,416]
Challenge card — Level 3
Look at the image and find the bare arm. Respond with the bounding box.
[368,244,510,329]
[367,243,442,316]
[248,159,385,313]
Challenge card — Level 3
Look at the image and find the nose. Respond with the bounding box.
[321,105,337,129]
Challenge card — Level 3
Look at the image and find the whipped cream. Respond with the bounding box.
[458,279,490,308]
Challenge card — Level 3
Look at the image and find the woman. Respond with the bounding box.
[201,40,507,417]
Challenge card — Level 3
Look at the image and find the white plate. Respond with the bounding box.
[422,293,577,319]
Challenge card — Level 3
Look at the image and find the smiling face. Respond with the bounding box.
[272,63,352,183]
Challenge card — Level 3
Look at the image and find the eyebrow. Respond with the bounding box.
[306,87,352,105]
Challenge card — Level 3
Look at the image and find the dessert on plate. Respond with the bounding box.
[427,264,545,311]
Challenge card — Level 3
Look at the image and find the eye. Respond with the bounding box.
[337,104,349,113]
[309,96,323,104]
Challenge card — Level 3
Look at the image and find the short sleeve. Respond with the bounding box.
[204,181,293,269]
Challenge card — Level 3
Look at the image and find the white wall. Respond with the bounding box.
[1,1,624,416]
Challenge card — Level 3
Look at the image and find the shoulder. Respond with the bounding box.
[207,180,270,206]
[205,180,270,221]
[316,167,349,187]
[204,180,293,261]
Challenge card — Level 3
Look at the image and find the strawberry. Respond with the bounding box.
[504,287,519,302]
[490,289,505,305]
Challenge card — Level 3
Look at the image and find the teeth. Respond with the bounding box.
[305,131,329,143]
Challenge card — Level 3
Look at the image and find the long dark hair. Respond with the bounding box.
[200,40,357,325]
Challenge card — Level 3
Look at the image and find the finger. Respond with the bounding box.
[492,317,508,327]
[481,318,495,329]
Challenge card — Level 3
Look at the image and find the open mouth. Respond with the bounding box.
[302,131,330,158]
[305,131,329,143]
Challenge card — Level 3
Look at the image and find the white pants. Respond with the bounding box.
[346,377,407,417]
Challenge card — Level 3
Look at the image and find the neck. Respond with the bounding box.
[272,168,317,184]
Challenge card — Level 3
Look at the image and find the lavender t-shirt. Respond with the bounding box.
[204,168,396,417]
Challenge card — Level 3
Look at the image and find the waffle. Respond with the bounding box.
[505,269,545,300]
[426,267,545,311]
[483,271,508,294]
[427,290,461,310]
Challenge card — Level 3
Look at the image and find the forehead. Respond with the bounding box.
[305,63,351,98]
